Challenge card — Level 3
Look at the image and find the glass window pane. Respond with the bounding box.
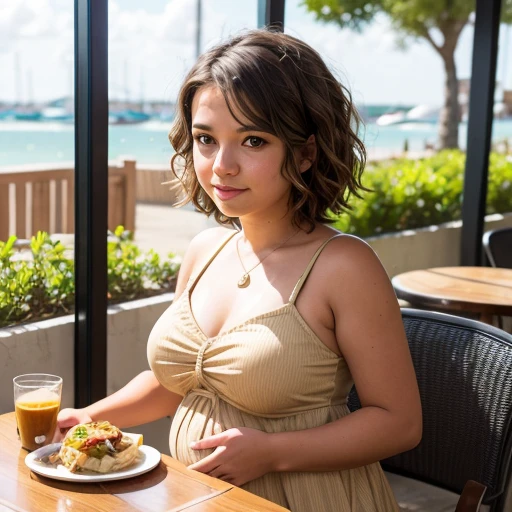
[0,0,75,411]
[488,9,512,251]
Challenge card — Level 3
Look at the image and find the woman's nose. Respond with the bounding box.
[212,146,239,177]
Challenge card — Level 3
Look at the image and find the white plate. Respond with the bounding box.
[25,443,161,482]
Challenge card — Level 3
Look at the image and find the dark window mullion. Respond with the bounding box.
[258,0,285,31]
[461,0,502,265]
[74,0,108,407]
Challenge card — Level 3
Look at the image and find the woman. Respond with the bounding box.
[58,29,422,511]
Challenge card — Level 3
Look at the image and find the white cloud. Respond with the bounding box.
[0,0,495,106]
[0,0,72,44]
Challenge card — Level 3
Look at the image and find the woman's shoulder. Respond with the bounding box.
[323,231,374,258]
[312,231,395,311]
[187,226,237,258]
[307,227,372,259]
[312,230,387,286]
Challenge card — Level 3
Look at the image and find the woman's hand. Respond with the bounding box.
[187,427,276,486]
[52,408,93,442]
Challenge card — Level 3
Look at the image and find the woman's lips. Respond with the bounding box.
[213,186,247,201]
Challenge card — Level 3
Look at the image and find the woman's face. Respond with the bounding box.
[190,85,293,222]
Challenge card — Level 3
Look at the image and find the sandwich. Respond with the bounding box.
[49,420,143,473]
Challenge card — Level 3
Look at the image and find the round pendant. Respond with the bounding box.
[238,274,251,288]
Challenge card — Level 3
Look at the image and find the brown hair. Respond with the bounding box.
[168,28,367,231]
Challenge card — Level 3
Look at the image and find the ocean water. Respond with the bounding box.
[1,119,512,167]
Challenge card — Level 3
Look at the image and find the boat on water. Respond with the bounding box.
[0,108,42,121]
[0,108,154,125]
[15,111,42,121]
[376,104,440,126]
[41,107,74,123]
[376,110,407,126]
[109,110,151,125]
[0,109,16,121]
[40,98,74,123]
[404,105,440,123]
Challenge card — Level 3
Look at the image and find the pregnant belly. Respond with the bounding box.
[170,388,351,467]
[170,388,225,466]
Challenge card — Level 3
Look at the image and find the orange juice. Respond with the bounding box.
[15,388,60,451]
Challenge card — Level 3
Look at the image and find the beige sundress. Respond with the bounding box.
[147,232,399,512]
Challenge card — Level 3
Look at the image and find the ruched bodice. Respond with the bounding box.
[148,284,351,417]
[147,232,399,512]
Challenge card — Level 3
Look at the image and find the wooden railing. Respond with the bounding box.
[0,160,136,241]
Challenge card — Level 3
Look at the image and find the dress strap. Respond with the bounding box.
[289,234,345,304]
[189,230,238,293]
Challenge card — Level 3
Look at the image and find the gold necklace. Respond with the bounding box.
[235,230,300,288]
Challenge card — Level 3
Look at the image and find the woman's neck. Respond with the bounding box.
[237,213,306,253]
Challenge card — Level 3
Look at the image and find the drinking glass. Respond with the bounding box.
[13,374,63,451]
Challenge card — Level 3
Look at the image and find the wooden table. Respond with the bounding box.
[0,413,288,512]
[392,266,512,324]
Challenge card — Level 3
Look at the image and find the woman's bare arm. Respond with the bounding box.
[268,236,422,471]
[80,370,181,428]
[56,370,183,434]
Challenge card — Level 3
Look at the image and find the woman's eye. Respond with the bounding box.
[243,136,266,148]
[196,134,214,145]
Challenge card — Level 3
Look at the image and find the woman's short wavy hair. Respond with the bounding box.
[169,28,367,231]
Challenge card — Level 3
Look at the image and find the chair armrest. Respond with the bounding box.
[455,480,487,512]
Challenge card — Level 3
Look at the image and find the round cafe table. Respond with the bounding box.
[392,266,512,324]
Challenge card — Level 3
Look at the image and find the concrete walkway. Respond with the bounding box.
[134,202,213,258]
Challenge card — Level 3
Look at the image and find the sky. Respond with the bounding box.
[1,0,512,107]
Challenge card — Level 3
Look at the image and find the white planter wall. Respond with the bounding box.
[367,213,512,278]
[0,316,75,412]
[106,294,174,454]
[1,293,174,454]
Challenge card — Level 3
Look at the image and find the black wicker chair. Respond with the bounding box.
[483,227,512,269]
[348,309,512,511]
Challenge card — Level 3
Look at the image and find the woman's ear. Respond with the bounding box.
[298,134,317,173]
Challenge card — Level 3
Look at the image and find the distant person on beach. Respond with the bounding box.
[57,29,422,512]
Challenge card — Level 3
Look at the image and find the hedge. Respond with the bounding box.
[0,226,180,328]
[333,150,512,237]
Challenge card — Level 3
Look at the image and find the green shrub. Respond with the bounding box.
[0,226,180,328]
[333,150,512,237]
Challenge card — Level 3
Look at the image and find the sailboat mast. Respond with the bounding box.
[140,66,144,110]
[15,52,23,106]
[195,0,202,59]
[27,69,33,106]
[124,60,129,102]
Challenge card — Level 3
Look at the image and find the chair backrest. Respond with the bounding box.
[348,308,512,510]
[483,227,512,268]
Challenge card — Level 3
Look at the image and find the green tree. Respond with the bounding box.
[303,0,512,149]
